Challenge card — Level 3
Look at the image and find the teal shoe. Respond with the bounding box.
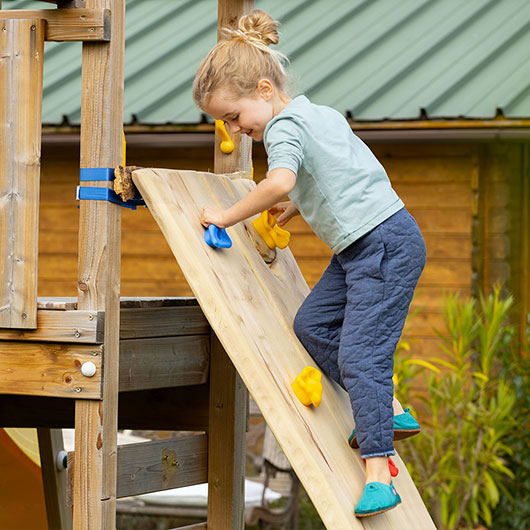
[354,481,401,517]
[349,408,420,449]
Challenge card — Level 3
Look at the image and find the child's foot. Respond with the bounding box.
[348,408,420,449]
[354,481,401,517]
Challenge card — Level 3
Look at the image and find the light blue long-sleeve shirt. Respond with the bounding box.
[264,95,403,254]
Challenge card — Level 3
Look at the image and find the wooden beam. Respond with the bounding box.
[119,305,210,339]
[0,342,102,399]
[0,9,110,42]
[0,304,209,343]
[0,18,44,329]
[116,435,207,498]
[207,335,247,530]
[0,385,210,430]
[213,2,253,176]
[67,434,207,502]
[38,428,73,530]
[73,0,124,525]
[0,309,101,342]
[204,4,253,529]
[118,336,210,392]
[35,0,86,7]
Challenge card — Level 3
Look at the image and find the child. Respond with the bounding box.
[193,10,426,518]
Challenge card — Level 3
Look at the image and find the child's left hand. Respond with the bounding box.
[201,205,228,228]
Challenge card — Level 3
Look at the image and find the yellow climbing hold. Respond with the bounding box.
[292,366,323,407]
[252,210,291,250]
[215,119,235,154]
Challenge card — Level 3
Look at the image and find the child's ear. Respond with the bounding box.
[257,79,274,100]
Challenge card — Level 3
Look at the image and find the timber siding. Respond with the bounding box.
[39,138,528,359]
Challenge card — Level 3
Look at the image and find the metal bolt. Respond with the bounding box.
[88,314,94,321]
[75,387,82,393]
[21,313,27,319]
[172,460,179,468]
[31,25,36,31]
[89,27,95,32]
[74,330,81,338]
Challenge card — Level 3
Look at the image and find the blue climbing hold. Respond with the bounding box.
[204,224,232,249]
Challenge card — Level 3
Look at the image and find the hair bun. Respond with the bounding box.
[238,9,279,46]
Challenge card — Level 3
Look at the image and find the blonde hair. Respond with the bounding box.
[192,10,288,109]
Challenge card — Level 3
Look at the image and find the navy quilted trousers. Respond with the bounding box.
[293,208,426,458]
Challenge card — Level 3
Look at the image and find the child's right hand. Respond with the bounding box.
[269,201,299,226]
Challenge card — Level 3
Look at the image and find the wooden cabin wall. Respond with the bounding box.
[476,143,530,340]
[39,138,527,359]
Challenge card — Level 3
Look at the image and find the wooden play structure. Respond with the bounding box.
[0,0,435,529]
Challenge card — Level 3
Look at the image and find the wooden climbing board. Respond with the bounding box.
[132,168,436,530]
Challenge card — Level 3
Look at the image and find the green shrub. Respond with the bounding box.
[395,287,518,530]
[491,316,530,530]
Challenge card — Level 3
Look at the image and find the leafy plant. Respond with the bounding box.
[491,315,530,530]
[395,287,518,530]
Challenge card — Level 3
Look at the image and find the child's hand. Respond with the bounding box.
[269,201,299,226]
[201,205,228,228]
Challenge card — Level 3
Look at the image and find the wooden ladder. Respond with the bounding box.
[0,1,254,528]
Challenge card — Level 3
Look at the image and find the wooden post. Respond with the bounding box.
[73,0,124,528]
[207,335,248,530]
[38,428,73,530]
[214,0,253,176]
[0,18,44,329]
[206,3,253,528]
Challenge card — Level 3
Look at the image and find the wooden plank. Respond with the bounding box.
[0,385,210,431]
[0,342,102,398]
[35,0,86,7]
[0,18,44,329]
[1,9,110,42]
[176,524,207,530]
[37,428,73,530]
[73,0,124,525]
[120,305,210,339]
[207,335,247,530]
[132,167,436,530]
[119,336,210,392]
[0,309,101,342]
[67,434,207,501]
[116,435,207,498]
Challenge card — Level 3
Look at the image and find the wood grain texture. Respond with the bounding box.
[0,9,110,42]
[118,336,210,392]
[0,341,102,398]
[0,18,44,329]
[0,309,101,342]
[74,0,124,526]
[67,434,207,500]
[37,428,73,530]
[132,167,436,530]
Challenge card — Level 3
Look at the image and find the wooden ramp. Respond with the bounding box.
[132,168,435,530]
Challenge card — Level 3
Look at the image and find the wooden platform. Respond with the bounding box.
[132,168,436,530]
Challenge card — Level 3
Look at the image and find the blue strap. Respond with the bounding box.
[80,168,115,181]
[76,186,146,210]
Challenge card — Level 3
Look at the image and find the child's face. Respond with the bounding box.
[205,81,279,142]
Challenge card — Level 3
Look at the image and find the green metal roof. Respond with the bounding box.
[4,0,530,124]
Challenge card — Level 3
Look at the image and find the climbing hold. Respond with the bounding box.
[215,119,235,154]
[252,210,290,250]
[292,366,323,407]
[204,224,232,249]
